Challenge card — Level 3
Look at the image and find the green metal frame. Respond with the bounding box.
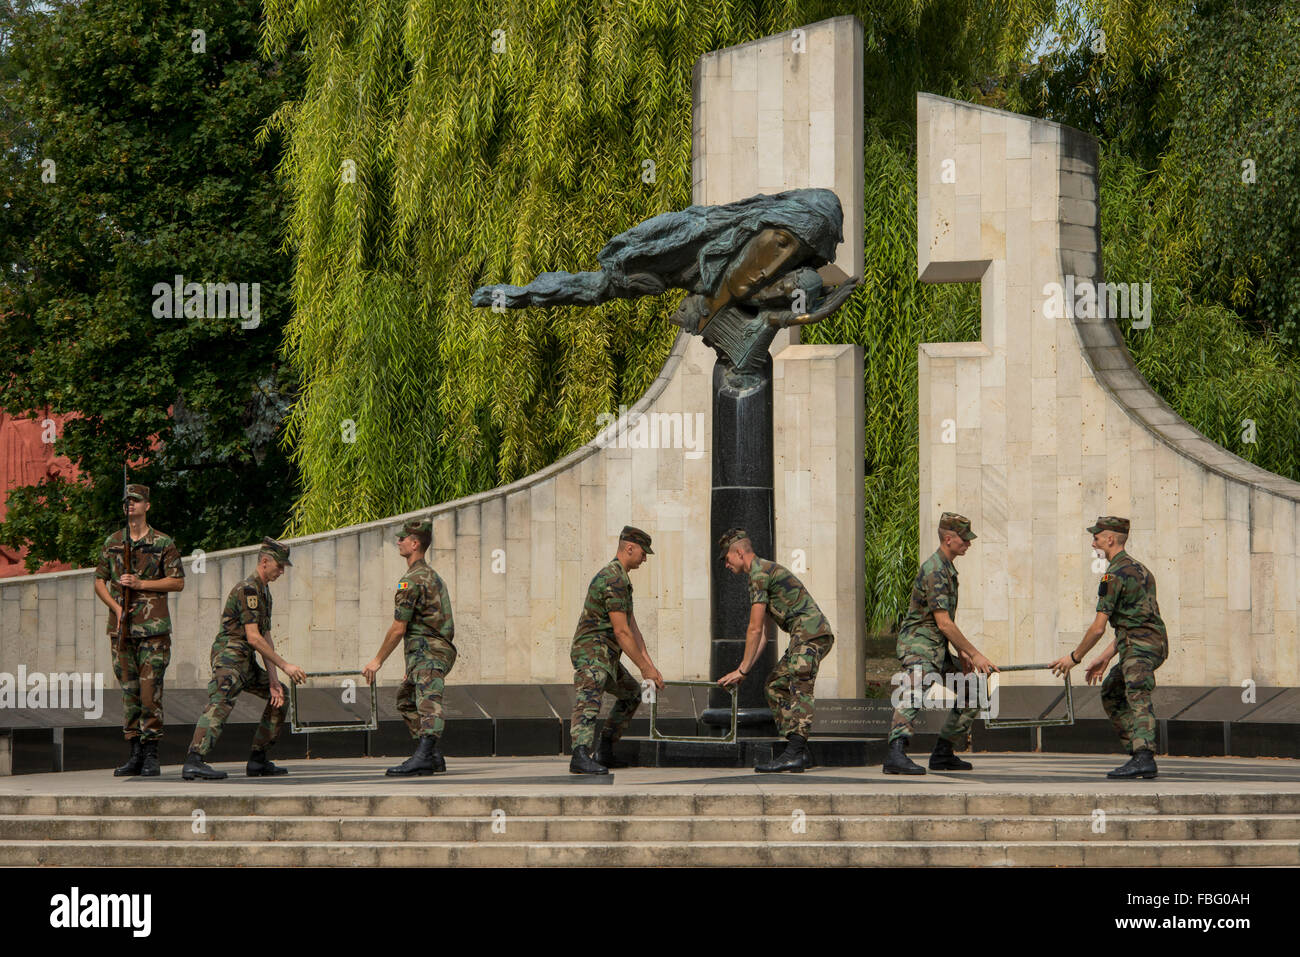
[650,680,738,743]
[980,663,1075,729]
[288,670,378,734]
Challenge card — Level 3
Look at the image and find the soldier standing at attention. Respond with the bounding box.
[716,528,836,774]
[569,526,665,775]
[182,538,307,781]
[93,484,185,778]
[1051,517,1168,780]
[883,513,997,776]
[362,519,456,777]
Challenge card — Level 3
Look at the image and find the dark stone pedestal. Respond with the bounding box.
[704,357,777,735]
[616,735,887,768]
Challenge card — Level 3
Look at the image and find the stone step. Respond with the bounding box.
[3,813,1299,843]
[3,791,1297,817]
[2,839,1297,867]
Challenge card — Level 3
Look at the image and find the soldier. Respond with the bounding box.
[569,526,665,774]
[362,519,456,776]
[883,512,997,775]
[93,484,185,777]
[716,528,835,773]
[1051,517,1168,779]
[182,538,307,780]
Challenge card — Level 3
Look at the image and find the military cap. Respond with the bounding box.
[939,512,976,541]
[716,527,750,559]
[259,536,293,566]
[619,525,654,554]
[399,519,433,539]
[1087,516,1130,535]
[123,484,150,502]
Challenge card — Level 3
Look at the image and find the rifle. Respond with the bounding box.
[117,489,133,642]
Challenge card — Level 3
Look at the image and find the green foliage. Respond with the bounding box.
[1100,146,1300,478]
[0,0,305,569]
[259,0,1066,539]
[1169,0,1300,345]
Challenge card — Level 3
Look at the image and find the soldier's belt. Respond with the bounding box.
[979,663,1075,729]
[650,680,738,744]
[288,670,379,734]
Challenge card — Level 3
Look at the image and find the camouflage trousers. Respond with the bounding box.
[396,635,457,738]
[765,633,834,738]
[1101,634,1166,753]
[570,635,641,749]
[189,638,286,756]
[888,643,979,746]
[111,633,171,741]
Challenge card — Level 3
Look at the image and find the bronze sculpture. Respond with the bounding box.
[472,188,859,377]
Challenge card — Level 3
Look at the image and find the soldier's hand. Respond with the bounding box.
[968,652,997,675]
[283,663,307,684]
[958,651,974,675]
[1049,654,1075,677]
[642,666,665,691]
[269,680,284,708]
[717,669,745,688]
[362,658,382,685]
[1085,657,1108,685]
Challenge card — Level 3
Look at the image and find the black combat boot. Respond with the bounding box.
[929,736,973,770]
[1107,749,1158,780]
[756,735,810,773]
[247,748,289,777]
[569,745,609,775]
[432,738,446,773]
[386,737,436,776]
[593,733,629,769]
[113,739,143,777]
[139,740,161,777]
[182,750,228,781]
[882,737,926,775]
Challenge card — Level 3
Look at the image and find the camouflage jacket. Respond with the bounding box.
[747,557,832,640]
[1097,550,1167,651]
[395,558,455,646]
[896,549,958,651]
[217,573,273,644]
[95,526,184,637]
[573,558,633,649]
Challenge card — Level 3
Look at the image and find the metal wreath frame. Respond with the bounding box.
[979,662,1075,729]
[287,670,379,734]
[649,679,739,743]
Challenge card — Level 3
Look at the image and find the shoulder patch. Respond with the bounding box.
[246,595,258,608]
[398,581,411,590]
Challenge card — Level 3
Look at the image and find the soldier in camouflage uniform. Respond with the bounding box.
[883,513,998,776]
[362,519,456,776]
[569,526,665,774]
[93,484,186,777]
[183,538,307,780]
[1051,516,1168,779]
[716,528,836,773]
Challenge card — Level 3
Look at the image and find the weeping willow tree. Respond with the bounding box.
[261,0,1260,632]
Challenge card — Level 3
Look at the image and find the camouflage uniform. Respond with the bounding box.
[394,557,456,738]
[189,543,292,756]
[889,546,978,746]
[95,503,184,742]
[1095,544,1168,753]
[570,558,642,749]
[746,556,835,739]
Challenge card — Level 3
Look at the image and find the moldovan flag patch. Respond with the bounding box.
[398,581,411,590]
